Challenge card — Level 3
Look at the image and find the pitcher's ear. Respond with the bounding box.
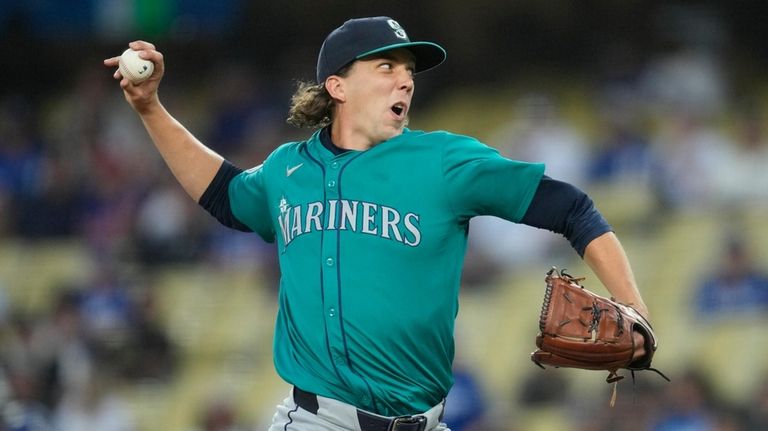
[325,75,346,103]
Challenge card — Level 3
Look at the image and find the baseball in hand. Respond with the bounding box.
[118,48,154,84]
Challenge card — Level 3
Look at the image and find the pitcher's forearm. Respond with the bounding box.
[139,102,224,202]
[583,231,649,317]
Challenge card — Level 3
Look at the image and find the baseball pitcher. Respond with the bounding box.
[105,16,655,431]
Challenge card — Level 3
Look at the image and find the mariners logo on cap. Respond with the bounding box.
[387,19,408,40]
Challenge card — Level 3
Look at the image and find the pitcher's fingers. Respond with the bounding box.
[104,57,120,66]
[139,49,163,66]
[129,40,156,51]
[119,77,134,90]
[632,331,646,360]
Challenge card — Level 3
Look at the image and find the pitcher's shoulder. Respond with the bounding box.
[401,129,482,146]
[263,137,315,166]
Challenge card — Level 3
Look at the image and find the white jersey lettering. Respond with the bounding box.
[380,206,402,242]
[290,206,303,240]
[361,202,378,235]
[340,200,359,231]
[326,200,338,230]
[276,199,421,248]
[403,213,421,246]
[305,202,323,233]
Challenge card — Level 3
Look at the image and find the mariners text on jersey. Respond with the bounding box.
[277,197,422,248]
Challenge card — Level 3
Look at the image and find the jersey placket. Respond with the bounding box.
[322,157,343,369]
[319,153,375,407]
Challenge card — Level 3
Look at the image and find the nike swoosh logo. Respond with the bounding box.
[286,163,304,177]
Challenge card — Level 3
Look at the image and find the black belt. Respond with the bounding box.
[292,387,429,431]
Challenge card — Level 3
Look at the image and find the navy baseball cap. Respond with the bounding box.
[316,16,446,83]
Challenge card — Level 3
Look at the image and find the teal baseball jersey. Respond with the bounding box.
[228,128,544,416]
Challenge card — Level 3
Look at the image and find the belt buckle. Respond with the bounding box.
[390,415,427,431]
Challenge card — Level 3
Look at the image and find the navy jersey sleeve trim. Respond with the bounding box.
[198,160,253,232]
[520,176,612,257]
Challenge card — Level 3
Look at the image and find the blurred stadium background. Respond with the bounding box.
[1,1,768,430]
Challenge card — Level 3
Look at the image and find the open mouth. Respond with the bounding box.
[391,103,406,117]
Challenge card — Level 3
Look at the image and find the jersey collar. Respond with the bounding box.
[319,126,351,156]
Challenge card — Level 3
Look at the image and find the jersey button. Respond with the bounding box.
[328,307,336,317]
[326,257,334,266]
[327,180,336,188]
[331,161,339,169]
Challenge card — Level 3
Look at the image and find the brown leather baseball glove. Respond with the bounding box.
[531,267,669,405]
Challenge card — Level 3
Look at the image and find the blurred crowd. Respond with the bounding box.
[2,4,768,431]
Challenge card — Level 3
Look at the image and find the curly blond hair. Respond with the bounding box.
[286,82,333,129]
[286,65,351,129]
